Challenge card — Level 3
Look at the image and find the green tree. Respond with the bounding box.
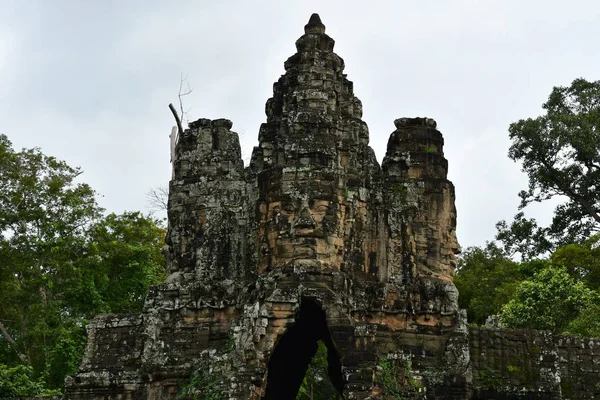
[0,134,101,387]
[454,243,524,325]
[495,212,553,260]
[0,364,60,397]
[0,134,167,391]
[497,78,600,257]
[80,212,167,315]
[296,341,339,400]
[550,233,600,290]
[564,304,600,338]
[500,266,597,332]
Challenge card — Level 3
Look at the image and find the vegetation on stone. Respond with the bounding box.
[179,368,226,400]
[374,357,421,398]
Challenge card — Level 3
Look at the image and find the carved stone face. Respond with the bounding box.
[439,198,461,279]
[257,171,349,271]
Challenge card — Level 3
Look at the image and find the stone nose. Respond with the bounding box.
[294,207,316,229]
[450,230,462,255]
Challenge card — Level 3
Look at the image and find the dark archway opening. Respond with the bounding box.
[262,298,344,400]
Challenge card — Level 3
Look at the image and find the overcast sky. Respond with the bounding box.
[2,0,599,249]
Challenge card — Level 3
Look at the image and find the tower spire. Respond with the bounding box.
[304,13,326,34]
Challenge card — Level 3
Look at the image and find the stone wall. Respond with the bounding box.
[0,397,61,400]
[470,326,600,399]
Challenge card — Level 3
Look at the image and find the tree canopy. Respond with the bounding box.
[0,134,166,394]
[499,266,597,332]
[454,243,524,326]
[497,78,600,258]
[456,234,600,337]
[471,78,600,337]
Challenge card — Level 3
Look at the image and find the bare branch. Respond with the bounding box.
[168,74,193,164]
[178,74,193,126]
[146,185,169,214]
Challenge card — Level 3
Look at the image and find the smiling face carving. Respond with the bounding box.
[257,172,350,272]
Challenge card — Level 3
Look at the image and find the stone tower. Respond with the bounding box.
[66,14,470,399]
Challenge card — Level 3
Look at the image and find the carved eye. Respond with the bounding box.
[315,204,329,213]
[282,203,296,213]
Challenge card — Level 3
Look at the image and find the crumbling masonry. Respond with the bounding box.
[65,14,600,400]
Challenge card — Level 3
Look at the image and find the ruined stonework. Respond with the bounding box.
[64,14,600,400]
[469,327,600,399]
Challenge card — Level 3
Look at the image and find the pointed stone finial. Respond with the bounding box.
[304,13,326,34]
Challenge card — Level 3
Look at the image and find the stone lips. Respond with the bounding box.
[65,14,599,400]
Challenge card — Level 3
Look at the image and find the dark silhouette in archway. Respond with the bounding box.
[262,298,344,399]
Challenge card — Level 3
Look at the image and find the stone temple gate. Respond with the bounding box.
[65,14,600,400]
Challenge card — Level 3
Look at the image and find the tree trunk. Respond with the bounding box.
[0,319,29,364]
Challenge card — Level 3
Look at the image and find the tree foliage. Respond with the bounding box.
[457,236,600,338]
[0,134,166,392]
[296,341,339,400]
[497,235,600,337]
[80,212,166,315]
[500,266,597,332]
[550,234,600,290]
[0,364,60,398]
[454,243,525,325]
[564,303,600,338]
[497,78,600,257]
